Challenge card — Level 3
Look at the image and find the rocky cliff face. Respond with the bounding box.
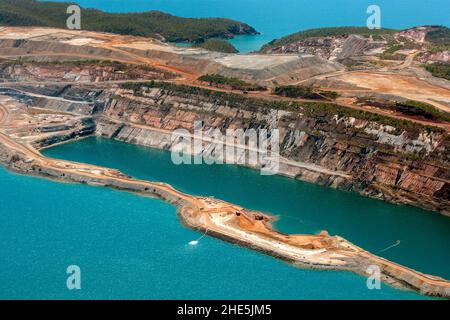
[261,34,387,61]
[0,28,343,86]
[261,26,450,65]
[394,26,431,44]
[0,61,177,83]
[417,51,450,63]
[11,81,448,215]
[73,83,448,215]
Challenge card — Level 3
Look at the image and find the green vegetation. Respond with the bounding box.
[427,44,450,53]
[193,39,238,53]
[0,0,257,43]
[383,44,403,54]
[378,43,405,60]
[419,26,450,52]
[261,27,397,51]
[358,97,450,123]
[274,85,321,99]
[395,100,450,123]
[424,62,450,81]
[425,26,450,46]
[197,74,265,91]
[274,85,339,100]
[121,81,443,134]
[318,90,339,100]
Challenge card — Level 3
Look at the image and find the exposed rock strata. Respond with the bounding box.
[91,86,449,215]
[1,82,448,215]
[263,34,385,61]
[0,27,343,86]
[0,62,177,83]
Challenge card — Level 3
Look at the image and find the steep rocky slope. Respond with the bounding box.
[14,82,448,216]
[0,27,343,86]
[0,60,178,83]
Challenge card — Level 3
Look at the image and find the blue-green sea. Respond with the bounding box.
[49,0,450,52]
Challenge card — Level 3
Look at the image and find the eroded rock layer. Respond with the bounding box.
[7,82,447,215]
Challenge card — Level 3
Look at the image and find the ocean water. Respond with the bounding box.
[49,0,450,52]
[0,165,426,300]
[42,138,450,282]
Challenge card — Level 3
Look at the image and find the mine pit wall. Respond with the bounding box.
[8,84,449,215]
[95,117,349,185]
[91,87,449,215]
[0,39,133,62]
[95,117,448,216]
[31,98,96,116]
[0,63,136,83]
[0,37,342,86]
[32,117,96,150]
[0,61,177,84]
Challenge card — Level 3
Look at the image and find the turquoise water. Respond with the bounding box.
[42,137,450,283]
[0,164,426,300]
[50,0,450,52]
